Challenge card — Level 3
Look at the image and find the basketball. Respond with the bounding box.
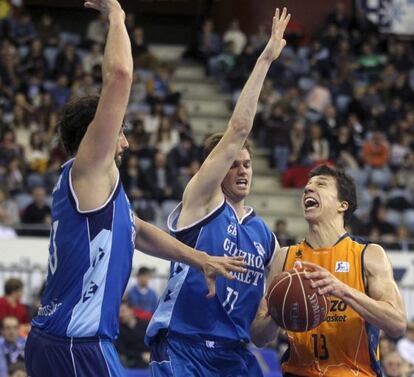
[266,268,330,332]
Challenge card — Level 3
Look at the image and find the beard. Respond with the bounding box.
[115,152,124,167]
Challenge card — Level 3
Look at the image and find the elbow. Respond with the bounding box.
[104,67,133,85]
[228,120,250,139]
[386,317,407,338]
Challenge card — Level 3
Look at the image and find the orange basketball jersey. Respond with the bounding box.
[281,234,381,377]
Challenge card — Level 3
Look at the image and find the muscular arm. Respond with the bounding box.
[250,246,288,347]
[134,217,246,298]
[178,9,290,228]
[72,0,133,210]
[342,244,406,337]
[304,244,407,338]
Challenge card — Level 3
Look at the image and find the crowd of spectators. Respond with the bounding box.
[195,2,414,247]
[0,4,201,239]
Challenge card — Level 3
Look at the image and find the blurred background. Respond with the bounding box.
[0,0,414,376]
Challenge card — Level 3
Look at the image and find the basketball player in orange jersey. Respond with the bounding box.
[250,164,407,377]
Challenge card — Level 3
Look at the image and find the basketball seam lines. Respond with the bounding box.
[295,268,309,331]
[282,273,292,330]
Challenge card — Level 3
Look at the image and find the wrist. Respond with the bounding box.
[108,9,125,22]
[256,54,273,67]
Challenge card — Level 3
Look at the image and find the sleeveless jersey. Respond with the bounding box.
[281,234,381,377]
[146,200,277,344]
[32,159,136,340]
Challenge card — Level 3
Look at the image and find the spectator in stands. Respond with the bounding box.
[7,13,36,46]
[381,351,411,377]
[369,204,396,241]
[0,187,18,226]
[49,74,71,108]
[143,150,182,203]
[196,19,221,66]
[127,267,158,319]
[82,43,103,74]
[274,219,295,247]
[167,133,199,175]
[146,65,181,107]
[25,131,48,175]
[0,130,23,167]
[223,20,247,56]
[304,123,330,164]
[330,126,359,169]
[152,116,179,155]
[397,321,414,367]
[36,13,59,47]
[362,130,391,188]
[130,27,148,58]
[115,301,150,369]
[0,316,25,374]
[264,102,290,173]
[85,13,107,46]
[53,43,80,82]
[0,280,28,326]
[20,38,48,79]
[21,186,51,225]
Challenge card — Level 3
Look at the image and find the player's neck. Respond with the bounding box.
[306,220,347,249]
[226,197,246,220]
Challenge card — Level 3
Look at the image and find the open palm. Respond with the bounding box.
[261,7,291,62]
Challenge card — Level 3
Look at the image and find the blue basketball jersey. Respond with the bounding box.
[146,200,277,344]
[32,159,136,340]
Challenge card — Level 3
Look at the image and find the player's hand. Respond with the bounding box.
[260,7,291,63]
[300,261,351,299]
[84,0,124,18]
[201,255,246,298]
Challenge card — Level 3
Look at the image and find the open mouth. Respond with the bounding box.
[304,197,319,210]
[236,178,248,188]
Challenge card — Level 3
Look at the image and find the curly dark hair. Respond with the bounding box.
[58,96,99,156]
[309,164,357,226]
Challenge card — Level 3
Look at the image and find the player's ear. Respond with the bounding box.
[338,201,349,214]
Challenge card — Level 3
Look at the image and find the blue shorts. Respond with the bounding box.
[25,327,125,377]
[149,333,264,377]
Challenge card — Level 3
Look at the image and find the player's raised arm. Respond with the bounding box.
[133,217,246,298]
[178,8,290,226]
[71,0,133,209]
[303,244,407,338]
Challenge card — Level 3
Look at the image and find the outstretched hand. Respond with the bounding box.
[84,0,124,18]
[260,7,291,63]
[202,255,246,298]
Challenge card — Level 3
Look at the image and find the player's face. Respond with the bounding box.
[302,175,345,224]
[115,130,129,167]
[222,149,252,202]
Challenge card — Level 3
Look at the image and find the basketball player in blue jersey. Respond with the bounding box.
[147,8,291,377]
[24,1,246,376]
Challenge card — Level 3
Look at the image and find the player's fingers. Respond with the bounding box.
[293,261,303,270]
[280,7,287,22]
[227,264,246,274]
[305,271,325,279]
[310,277,330,288]
[205,277,216,298]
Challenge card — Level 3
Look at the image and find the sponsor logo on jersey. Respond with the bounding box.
[254,242,265,258]
[82,281,99,302]
[227,223,238,237]
[37,301,62,317]
[335,261,350,272]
